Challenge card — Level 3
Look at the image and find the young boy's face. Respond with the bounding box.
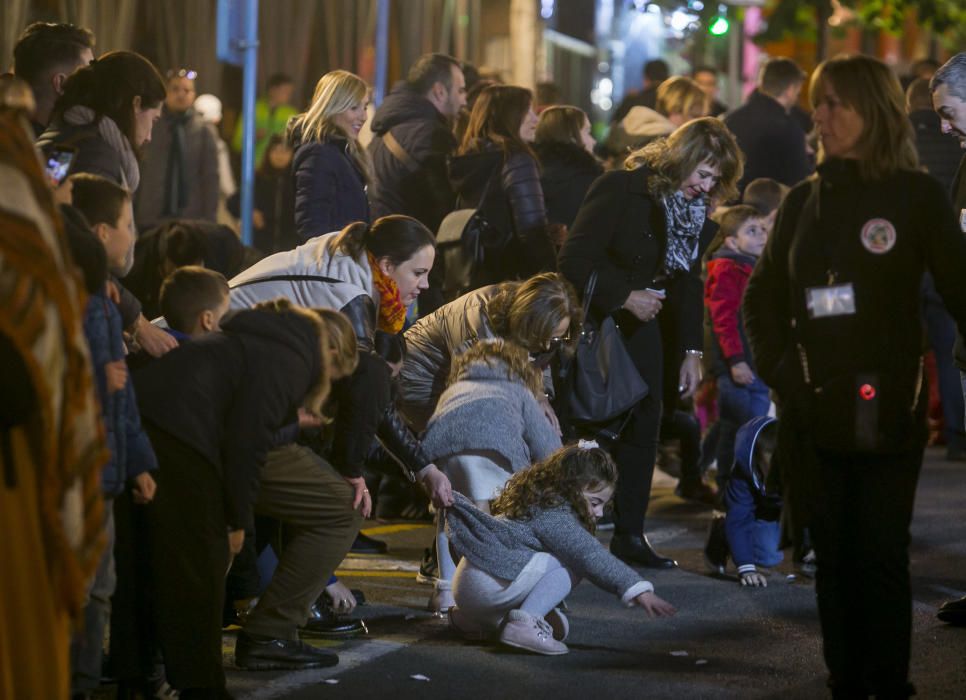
[96,200,135,272]
[726,217,768,258]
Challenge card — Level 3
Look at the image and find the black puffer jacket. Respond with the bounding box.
[534,141,603,230]
[133,308,322,532]
[448,144,557,284]
[368,83,457,232]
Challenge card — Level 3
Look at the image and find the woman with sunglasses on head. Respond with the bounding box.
[134,67,219,231]
[290,70,372,242]
[559,117,743,569]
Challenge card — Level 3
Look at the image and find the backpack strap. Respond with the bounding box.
[383,131,420,173]
[229,273,342,290]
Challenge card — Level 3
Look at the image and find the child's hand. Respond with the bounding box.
[730,362,755,386]
[740,571,767,587]
[634,591,676,617]
[105,360,128,393]
[131,472,157,504]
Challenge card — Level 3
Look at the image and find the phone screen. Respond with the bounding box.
[45,149,76,186]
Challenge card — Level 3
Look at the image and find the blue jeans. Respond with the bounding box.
[716,374,771,488]
[753,519,784,568]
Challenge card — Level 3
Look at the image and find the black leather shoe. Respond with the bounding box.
[350,532,389,554]
[301,602,367,638]
[938,596,966,625]
[610,534,678,569]
[234,631,339,670]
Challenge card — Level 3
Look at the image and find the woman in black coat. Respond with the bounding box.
[533,105,603,231]
[744,55,966,697]
[289,70,371,242]
[558,117,742,568]
[448,84,557,288]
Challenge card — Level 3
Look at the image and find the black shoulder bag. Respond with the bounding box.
[562,271,649,424]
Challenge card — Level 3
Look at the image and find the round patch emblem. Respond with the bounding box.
[860,218,897,254]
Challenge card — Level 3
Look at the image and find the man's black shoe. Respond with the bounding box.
[704,513,729,574]
[675,481,718,507]
[610,534,678,569]
[350,532,389,555]
[234,631,339,671]
[301,602,367,639]
[937,596,966,625]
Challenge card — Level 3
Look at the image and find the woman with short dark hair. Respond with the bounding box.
[534,105,602,231]
[744,54,966,696]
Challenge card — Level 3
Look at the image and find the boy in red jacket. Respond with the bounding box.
[704,205,770,489]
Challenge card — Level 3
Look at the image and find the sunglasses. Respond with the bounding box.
[166,68,198,81]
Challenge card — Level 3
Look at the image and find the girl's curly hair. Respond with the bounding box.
[449,338,543,397]
[491,445,617,533]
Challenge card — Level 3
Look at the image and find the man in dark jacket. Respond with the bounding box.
[135,69,219,230]
[13,21,95,136]
[725,58,811,193]
[368,53,466,313]
[612,59,669,124]
[931,52,966,626]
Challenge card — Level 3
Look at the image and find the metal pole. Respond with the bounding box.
[239,0,259,247]
[374,0,390,105]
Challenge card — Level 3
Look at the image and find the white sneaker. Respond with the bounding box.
[499,609,569,655]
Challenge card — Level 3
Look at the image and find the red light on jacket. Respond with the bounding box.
[859,384,876,401]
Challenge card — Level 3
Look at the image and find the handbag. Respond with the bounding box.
[436,164,511,300]
[564,271,649,424]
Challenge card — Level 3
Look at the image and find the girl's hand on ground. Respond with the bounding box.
[740,571,768,587]
[419,464,454,508]
[324,579,357,614]
[345,476,372,518]
[635,591,677,617]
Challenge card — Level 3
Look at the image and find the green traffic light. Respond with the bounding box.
[709,16,729,35]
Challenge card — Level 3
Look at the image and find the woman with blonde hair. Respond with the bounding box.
[289,69,371,241]
[559,117,742,569]
[744,54,966,696]
[534,105,603,230]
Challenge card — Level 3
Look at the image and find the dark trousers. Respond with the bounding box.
[243,443,362,640]
[146,425,229,693]
[922,288,966,450]
[809,448,922,697]
[613,318,663,536]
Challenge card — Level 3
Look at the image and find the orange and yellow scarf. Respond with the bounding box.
[368,251,407,334]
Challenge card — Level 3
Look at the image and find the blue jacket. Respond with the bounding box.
[83,291,158,496]
[723,415,781,572]
[289,124,370,242]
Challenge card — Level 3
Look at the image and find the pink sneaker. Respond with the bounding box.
[498,609,569,655]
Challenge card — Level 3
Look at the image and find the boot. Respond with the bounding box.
[609,534,677,569]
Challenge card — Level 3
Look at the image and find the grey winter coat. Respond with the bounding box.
[135,107,219,230]
[399,284,503,431]
[445,493,653,603]
[421,357,561,470]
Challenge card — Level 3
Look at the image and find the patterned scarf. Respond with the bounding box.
[367,251,407,334]
[661,190,707,274]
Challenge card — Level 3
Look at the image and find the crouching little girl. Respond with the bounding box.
[443,445,676,655]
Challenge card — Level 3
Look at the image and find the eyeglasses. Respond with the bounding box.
[166,68,198,81]
[531,332,572,355]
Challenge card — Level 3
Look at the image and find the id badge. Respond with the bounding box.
[806,283,856,319]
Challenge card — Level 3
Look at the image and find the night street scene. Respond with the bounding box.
[2,1,966,698]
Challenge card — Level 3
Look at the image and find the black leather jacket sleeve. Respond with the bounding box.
[375,400,428,483]
[339,294,376,352]
[503,151,557,273]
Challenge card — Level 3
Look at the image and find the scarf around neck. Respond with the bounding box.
[367,251,406,334]
[62,106,140,191]
[661,190,707,274]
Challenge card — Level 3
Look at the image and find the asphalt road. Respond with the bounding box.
[222,447,966,700]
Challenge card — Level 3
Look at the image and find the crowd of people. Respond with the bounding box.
[3,18,966,700]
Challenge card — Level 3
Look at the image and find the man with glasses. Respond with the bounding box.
[135,68,219,230]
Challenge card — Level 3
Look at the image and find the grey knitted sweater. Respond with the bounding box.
[445,493,653,604]
[420,359,561,471]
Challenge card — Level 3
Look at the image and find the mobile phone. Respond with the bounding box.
[44,147,76,186]
[645,287,666,298]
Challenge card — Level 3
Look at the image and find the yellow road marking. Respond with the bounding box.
[335,570,417,579]
[360,523,432,536]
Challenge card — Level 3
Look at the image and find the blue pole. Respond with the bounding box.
[374,0,390,105]
[239,0,259,246]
